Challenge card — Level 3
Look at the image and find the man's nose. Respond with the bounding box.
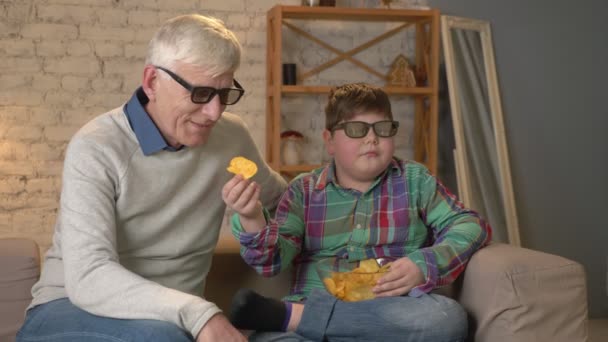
[200,94,223,121]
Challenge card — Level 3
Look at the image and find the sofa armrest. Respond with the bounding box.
[457,243,588,342]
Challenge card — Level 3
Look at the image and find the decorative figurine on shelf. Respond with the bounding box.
[302,0,320,6]
[280,130,304,166]
[358,0,394,8]
[387,54,417,87]
[381,0,394,9]
[319,0,336,6]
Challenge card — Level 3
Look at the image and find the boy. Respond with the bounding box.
[222,83,492,341]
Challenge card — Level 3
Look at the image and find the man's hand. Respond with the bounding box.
[196,313,247,342]
[373,257,425,297]
[222,175,265,232]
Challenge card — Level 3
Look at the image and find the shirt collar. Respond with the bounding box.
[314,161,335,190]
[314,158,403,191]
[124,87,183,156]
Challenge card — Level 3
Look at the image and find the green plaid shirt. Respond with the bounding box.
[232,159,492,301]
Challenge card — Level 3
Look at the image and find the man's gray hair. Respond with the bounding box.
[145,14,241,77]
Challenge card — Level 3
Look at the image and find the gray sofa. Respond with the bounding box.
[207,242,590,342]
[0,238,40,342]
[0,238,589,342]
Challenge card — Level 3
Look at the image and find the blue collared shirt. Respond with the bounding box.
[124,87,183,156]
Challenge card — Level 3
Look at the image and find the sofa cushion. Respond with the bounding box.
[0,238,40,341]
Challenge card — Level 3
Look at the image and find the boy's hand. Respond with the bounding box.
[372,257,424,297]
[222,175,265,232]
[222,175,261,218]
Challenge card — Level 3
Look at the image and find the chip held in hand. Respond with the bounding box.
[227,156,258,179]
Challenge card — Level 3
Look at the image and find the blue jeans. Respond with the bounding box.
[17,298,193,342]
[250,289,467,342]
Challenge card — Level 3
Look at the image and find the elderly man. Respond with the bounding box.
[17,14,286,342]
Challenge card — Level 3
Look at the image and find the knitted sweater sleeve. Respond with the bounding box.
[59,134,219,338]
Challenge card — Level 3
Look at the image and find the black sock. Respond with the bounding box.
[229,288,289,331]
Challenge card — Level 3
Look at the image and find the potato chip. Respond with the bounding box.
[227,156,258,179]
[354,259,380,273]
[321,258,393,302]
[323,278,337,296]
[379,263,392,272]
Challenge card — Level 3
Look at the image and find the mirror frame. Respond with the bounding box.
[441,15,521,246]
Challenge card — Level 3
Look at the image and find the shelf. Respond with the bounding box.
[266,5,440,176]
[276,85,434,95]
[276,5,436,22]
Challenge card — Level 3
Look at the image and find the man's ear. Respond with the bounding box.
[142,65,159,102]
[323,129,334,156]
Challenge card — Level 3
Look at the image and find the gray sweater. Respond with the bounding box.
[29,107,286,337]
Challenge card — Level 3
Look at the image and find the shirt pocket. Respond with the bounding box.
[359,208,428,251]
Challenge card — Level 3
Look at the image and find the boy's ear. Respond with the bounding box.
[323,129,334,156]
[142,65,159,102]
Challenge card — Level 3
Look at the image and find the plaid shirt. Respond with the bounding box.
[232,159,492,301]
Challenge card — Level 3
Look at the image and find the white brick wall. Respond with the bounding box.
[0,0,427,254]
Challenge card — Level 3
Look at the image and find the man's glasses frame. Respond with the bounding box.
[155,66,245,105]
[332,120,399,138]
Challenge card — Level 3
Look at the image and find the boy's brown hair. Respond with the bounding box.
[324,83,393,131]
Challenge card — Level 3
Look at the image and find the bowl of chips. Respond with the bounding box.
[316,257,393,302]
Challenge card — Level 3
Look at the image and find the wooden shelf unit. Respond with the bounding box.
[266,5,440,175]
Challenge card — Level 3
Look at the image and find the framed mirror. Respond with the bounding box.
[441,15,521,246]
